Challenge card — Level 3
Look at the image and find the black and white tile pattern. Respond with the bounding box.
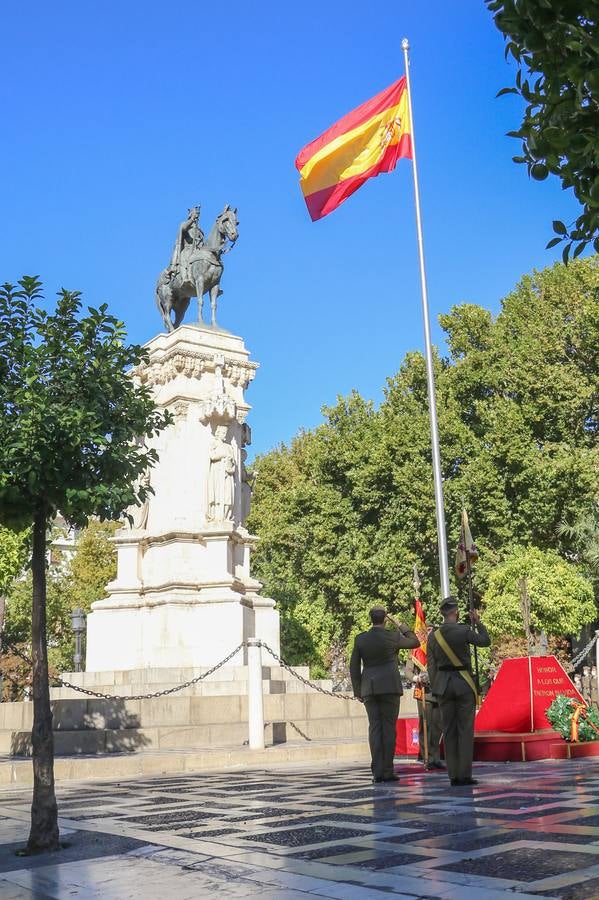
[1,759,599,897]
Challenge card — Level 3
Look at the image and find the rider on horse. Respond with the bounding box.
[166,206,205,284]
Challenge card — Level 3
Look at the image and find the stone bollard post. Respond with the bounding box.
[247,638,265,750]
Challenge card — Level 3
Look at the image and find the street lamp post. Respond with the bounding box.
[70,607,86,673]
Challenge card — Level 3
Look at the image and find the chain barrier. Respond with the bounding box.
[0,641,35,672]
[0,637,358,703]
[0,638,244,701]
[57,644,245,700]
[258,641,359,702]
[287,720,312,741]
[4,632,599,712]
[568,632,598,672]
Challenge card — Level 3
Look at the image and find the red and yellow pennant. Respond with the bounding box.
[295,78,412,221]
[411,598,428,671]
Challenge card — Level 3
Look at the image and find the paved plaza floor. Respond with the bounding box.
[1,759,599,898]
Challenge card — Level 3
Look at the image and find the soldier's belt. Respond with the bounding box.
[435,631,478,702]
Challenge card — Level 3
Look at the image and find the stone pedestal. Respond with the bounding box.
[86,325,280,670]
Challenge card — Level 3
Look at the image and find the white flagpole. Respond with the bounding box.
[402,37,450,599]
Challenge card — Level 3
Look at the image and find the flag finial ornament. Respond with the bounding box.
[455,508,479,579]
[412,563,421,596]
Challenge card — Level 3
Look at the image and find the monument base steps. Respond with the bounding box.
[0,739,373,786]
[0,662,397,757]
[48,664,330,700]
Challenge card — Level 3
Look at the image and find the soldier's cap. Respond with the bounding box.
[440,596,458,613]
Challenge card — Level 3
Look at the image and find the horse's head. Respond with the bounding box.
[218,204,239,245]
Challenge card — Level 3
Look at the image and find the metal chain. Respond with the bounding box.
[258,641,359,702]
[1,637,358,702]
[57,644,245,700]
[287,720,312,741]
[4,631,598,703]
[0,641,35,671]
[0,638,244,701]
[569,633,598,671]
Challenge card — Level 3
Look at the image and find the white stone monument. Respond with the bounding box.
[85,324,280,670]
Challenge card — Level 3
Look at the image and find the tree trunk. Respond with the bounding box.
[26,506,59,853]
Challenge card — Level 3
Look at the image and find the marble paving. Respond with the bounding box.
[1,759,599,898]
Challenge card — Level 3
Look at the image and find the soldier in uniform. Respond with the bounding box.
[582,666,592,706]
[350,607,419,783]
[427,597,490,786]
[413,667,444,770]
[405,652,444,770]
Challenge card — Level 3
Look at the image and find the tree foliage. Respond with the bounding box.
[249,258,599,671]
[0,525,29,636]
[0,278,168,529]
[0,276,170,853]
[4,572,75,674]
[67,520,118,612]
[0,526,29,599]
[484,546,595,637]
[487,0,599,258]
[558,501,599,592]
[2,520,118,680]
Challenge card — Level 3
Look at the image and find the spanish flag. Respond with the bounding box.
[411,598,428,671]
[295,78,412,221]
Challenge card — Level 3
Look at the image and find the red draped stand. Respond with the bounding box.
[473,655,583,761]
[394,656,584,762]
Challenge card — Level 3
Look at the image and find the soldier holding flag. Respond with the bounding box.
[428,598,490,786]
[427,512,491,786]
[407,568,444,770]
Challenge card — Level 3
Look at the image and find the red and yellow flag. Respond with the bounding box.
[411,598,428,671]
[295,77,412,221]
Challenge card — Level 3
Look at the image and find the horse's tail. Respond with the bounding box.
[155,272,174,332]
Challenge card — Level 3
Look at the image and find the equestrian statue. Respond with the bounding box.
[156,204,239,331]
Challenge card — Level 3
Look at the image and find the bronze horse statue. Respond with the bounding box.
[156,205,238,331]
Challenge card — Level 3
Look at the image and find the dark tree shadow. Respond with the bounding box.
[10,698,150,756]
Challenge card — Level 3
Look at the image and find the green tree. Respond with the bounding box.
[487,0,599,258]
[558,501,599,594]
[0,525,29,636]
[0,277,169,853]
[439,257,599,551]
[3,520,118,681]
[4,572,74,674]
[250,258,599,673]
[249,398,378,674]
[484,546,595,637]
[67,520,118,613]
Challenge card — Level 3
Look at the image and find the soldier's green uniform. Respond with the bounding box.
[405,658,443,768]
[417,672,443,769]
[427,598,490,786]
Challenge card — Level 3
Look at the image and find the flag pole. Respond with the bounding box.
[402,38,450,599]
[413,565,429,769]
[465,546,481,702]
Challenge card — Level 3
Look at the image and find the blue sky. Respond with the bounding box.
[0,1,582,458]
